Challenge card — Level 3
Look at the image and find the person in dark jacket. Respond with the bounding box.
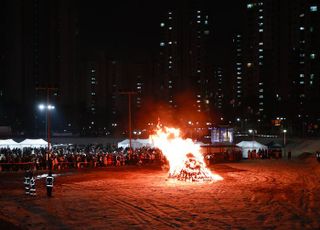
[46,171,54,197]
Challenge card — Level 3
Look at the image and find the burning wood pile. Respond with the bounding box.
[150,125,223,182]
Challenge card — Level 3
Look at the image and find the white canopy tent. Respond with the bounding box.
[118,139,154,149]
[236,141,268,158]
[0,139,20,149]
[19,139,48,148]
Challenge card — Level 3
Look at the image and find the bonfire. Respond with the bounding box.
[150,125,223,182]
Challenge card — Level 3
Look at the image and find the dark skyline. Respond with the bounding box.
[1,0,319,138]
[78,0,244,61]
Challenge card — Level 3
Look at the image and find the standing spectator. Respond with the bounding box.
[24,169,31,195]
[29,171,36,196]
[46,171,54,197]
[288,150,292,160]
[316,151,320,162]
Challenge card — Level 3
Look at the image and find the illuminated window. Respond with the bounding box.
[310,6,318,12]
[160,22,165,27]
[310,53,316,59]
[259,29,263,32]
[160,42,165,46]
[300,27,305,30]
[300,74,304,78]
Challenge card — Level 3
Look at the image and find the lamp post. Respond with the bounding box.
[36,87,58,151]
[248,129,254,141]
[283,129,287,146]
[282,129,287,158]
[120,91,137,152]
[38,104,55,150]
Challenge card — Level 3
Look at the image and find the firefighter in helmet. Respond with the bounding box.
[29,170,36,196]
[24,169,31,195]
[46,171,54,197]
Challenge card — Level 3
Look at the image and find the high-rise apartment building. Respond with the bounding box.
[243,0,319,134]
[289,0,320,134]
[157,1,212,123]
[232,34,244,111]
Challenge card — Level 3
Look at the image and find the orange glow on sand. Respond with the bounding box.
[150,125,223,182]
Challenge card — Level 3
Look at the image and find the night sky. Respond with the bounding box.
[78,0,244,61]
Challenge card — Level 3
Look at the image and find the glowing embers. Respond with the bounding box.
[150,126,223,182]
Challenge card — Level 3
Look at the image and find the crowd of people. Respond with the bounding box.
[0,145,165,171]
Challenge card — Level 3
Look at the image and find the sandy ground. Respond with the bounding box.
[1,158,320,230]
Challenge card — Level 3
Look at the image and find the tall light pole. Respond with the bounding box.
[36,87,58,151]
[120,91,137,152]
[248,129,255,141]
[283,129,287,146]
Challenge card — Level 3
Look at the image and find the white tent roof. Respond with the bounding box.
[236,141,267,149]
[19,139,48,148]
[0,139,20,149]
[236,141,267,158]
[118,139,153,149]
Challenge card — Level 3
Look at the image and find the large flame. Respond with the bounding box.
[150,126,223,182]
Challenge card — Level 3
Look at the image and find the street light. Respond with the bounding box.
[283,129,287,146]
[248,129,255,141]
[38,103,55,150]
